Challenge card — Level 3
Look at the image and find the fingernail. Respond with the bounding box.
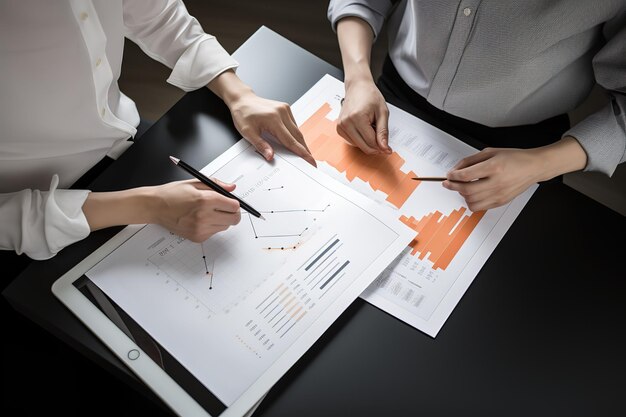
[263,149,273,160]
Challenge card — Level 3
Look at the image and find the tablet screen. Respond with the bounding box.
[74,276,227,416]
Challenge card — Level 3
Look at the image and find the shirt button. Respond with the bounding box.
[79,12,88,21]
[463,7,472,16]
[96,58,102,67]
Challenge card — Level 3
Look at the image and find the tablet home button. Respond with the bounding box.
[127,349,140,360]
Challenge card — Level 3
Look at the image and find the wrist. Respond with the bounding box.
[137,186,161,225]
[207,69,254,108]
[344,65,375,89]
[533,136,587,182]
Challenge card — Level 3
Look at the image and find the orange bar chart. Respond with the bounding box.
[300,103,420,209]
[400,208,485,270]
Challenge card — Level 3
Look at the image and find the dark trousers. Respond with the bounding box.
[376,56,571,151]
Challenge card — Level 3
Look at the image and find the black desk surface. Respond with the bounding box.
[4,26,626,417]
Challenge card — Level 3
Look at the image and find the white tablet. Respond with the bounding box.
[53,225,263,417]
[52,139,414,416]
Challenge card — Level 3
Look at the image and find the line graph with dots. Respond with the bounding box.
[247,199,331,250]
[137,140,351,319]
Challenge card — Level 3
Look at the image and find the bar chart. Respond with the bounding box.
[400,208,485,270]
[238,235,352,355]
[301,103,420,209]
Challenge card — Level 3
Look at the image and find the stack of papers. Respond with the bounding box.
[77,74,535,416]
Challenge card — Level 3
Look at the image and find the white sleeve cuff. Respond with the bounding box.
[15,175,91,260]
[167,34,239,92]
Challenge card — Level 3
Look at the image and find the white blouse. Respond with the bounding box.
[0,0,238,259]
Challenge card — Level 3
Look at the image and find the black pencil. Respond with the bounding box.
[169,156,265,220]
[412,177,448,181]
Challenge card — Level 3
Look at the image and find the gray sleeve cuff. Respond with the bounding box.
[564,96,626,176]
[327,0,393,41]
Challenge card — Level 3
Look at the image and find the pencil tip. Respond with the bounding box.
[259,214,266,221]
[169,156,179,165]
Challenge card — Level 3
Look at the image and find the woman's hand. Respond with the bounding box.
[442,137,587,211]
[83,179,241,242]
[443,148,542,211]
[208,69,316,166]
[150,179,241,242]
[338,77,392,155]
[228,91,317,166]
[335,17,392,155]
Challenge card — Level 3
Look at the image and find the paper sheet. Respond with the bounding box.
[292,74,537,337]
[86,138,413,409]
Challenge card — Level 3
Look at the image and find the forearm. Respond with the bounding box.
[534,136,588,181]
[336,17,375,86]
[124,0,238,92]
[82,187,156,231]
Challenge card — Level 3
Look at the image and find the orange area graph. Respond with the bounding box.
[400,208,485,270]
[301,103,419,208]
